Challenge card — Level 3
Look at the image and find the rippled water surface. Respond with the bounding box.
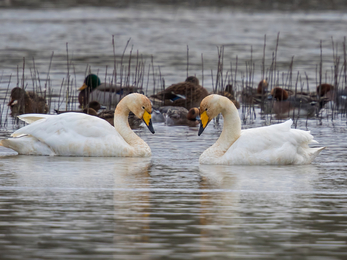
[0,3,347,260]
[0,120,347,259]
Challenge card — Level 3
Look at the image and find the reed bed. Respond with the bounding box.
[1,35,347,133]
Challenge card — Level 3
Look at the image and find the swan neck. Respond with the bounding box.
[216,102,241,151]
[114,98,148,151]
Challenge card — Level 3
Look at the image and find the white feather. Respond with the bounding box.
[1,94,152,157]
[199,95,325,165]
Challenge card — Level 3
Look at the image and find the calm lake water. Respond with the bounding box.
[0,2,347,260]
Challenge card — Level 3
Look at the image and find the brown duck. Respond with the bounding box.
[150,76,208,109]
[159,106,199,127]
[217,84,240,109]
[239,79,269,105]
[8,87,48,117]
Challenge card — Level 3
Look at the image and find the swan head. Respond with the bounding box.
[123,93,155,134]
[79,74,101,92]
[198,94,230,136]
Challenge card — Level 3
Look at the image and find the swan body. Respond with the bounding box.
[198,94,325,165]
[1,93,154,157]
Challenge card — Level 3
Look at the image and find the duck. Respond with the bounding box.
[150,76,209,110]
[0,93,155,157]
[8,87,48,117]
[264,87,328,118]
[316,83,334,98]
[197,94,325,165]
[239,79,269,105]
[315,84,347,110]
[217,84,240,109]
[78,74,141,108]
[159,106,199,127]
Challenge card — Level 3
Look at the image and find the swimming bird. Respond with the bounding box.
[197,94,325,165]
[315,84,347,111]
[159,106,199,127]
[0,93,155,157]
[78,74,141,108]
[8,87,48,117]
[316,83,334,98]
[150,76,208,110]
[217,84,240,109]
[264,87,328,118]
[239,79,269,105]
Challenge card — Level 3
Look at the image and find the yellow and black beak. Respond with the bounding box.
[198,111,210,136]
[143,110,155,134]
[78,83,88,91]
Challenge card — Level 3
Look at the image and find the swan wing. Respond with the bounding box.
[4,113,133,156]
[222,120,324,165]
[18,114,55,124]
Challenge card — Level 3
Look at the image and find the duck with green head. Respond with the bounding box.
[78,74,142,109]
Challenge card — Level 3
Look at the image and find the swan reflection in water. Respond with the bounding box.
[112,157,152,257]
[198,164,320,254]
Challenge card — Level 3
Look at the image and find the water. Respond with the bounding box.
[1,6,347,91]
[0,2,347,259]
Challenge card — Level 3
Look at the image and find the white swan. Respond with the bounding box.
[0,93,155,157]
[198,94,325,165]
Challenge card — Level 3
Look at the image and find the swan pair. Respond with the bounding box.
[0,93,324,165]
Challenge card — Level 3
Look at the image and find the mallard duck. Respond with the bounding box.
[0,93,155,157]
[78,74,142,108]
[197,94,324,165]
[159,106,199,127]
[150,76,208,109]
[8,87,48,117]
